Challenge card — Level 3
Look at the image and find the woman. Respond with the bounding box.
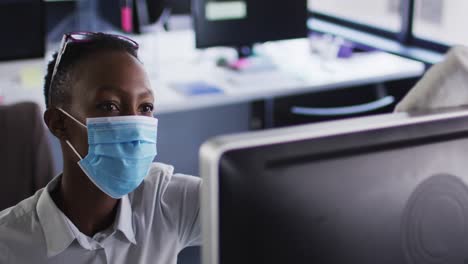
[0,32,201,263]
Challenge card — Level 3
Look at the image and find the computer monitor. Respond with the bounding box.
[167,0,191,15]
[0,0,44,61]
[200,108,468,264]
[192,0,308,58]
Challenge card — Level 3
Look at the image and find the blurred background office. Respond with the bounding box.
[0,0,463,263]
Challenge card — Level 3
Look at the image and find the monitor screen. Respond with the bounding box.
[309,0,402,33]
[413,0,468,46]
[0,0,44,60]
[192,0,308,49]
[201,109,468,264]
[167,0,191,14]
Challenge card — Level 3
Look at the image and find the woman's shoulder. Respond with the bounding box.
[146,162,200,183]
[134,162,201,200]
[130,163,201,226]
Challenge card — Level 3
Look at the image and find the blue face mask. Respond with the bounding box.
[58,108,158,199]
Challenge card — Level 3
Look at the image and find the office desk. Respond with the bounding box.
[0,30,425,114]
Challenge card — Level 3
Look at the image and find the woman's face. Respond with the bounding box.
[64,50,155,158]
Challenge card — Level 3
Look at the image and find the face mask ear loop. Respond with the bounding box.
[56,108,86,161]
[65,140,83,160]
[57,107,87,129]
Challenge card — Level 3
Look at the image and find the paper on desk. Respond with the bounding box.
[396,46,467,112]
[171,81,223,96]
[20,65,42,89]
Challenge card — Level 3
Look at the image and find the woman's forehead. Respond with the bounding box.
[71,51,151,98]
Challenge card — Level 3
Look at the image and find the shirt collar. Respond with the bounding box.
[36,176,137,257]
[114,195,137,245]
[36,175,76,258]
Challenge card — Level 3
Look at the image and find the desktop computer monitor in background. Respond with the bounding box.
[0,0,44,60]
[200,108,468,264]
[192,0,308,58]
[167,0,191,14]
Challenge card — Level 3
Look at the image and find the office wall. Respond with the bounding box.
[155,103,251,176]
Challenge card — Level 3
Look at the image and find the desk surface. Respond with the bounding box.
[0,30,425,114]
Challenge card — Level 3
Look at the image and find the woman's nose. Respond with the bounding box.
[121,106,139,116]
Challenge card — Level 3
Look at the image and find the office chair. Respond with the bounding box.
[0,102,54,210]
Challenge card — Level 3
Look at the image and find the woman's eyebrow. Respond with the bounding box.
[138,89,154,99]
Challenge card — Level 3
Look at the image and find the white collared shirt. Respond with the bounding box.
[0,163,201,264]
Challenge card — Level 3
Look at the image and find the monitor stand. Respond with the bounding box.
[220,44,277,73]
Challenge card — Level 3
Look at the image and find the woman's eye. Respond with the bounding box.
[98,102,119,112]
[140,104,154,113]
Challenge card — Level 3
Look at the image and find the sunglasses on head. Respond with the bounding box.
[48,32,139,104]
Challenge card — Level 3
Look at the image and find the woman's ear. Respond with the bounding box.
[44,108,68,141]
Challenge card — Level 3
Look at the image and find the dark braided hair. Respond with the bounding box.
[44,33,139,109]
